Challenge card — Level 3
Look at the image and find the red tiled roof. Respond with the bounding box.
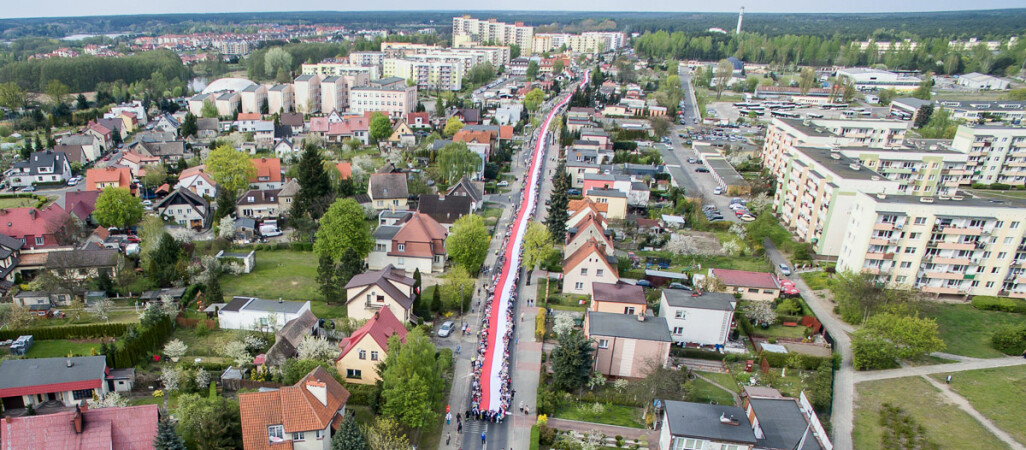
[453,129,494,145]
[389,213,447,259]
[85,167,132,191]
[250,158,282,183]
[499,125,514,141]
[238,113,262,121]
[568,197,607,214]
[335,162,352,180]
[0,204,65,247]
[0,405,159,450]
[239,367,349,450]
[337,307,408,360]
[568,214,611,247]
[711,268,779,290]
[309,117,329,133]
[562,238,617,277]
[406,112,429,125]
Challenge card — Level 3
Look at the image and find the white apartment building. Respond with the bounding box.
[452,16,533,54]
[838,193,1026,299]
[349,78,417,119]
[532,32,626,54]
[762,117,910,179]
[214,91,240,117]
[383,58,463,91]
[383,42,511,68]
[836,143,971,196]
[936,100,1026,124]
[951,125,1026,187]
[320,76,347,113]
[267,84,294,114]
[348,51,386,71]
[836,68,922,92]
[293,74,321,114]
[239,84,267,114]
[302,61,380,81]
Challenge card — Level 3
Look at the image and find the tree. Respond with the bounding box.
[552,59,565,74]
[314,198,373,260]
[212,188,237,224]
[297,335,339,361]
[441,266,474,312]
[912,75,933,100]
[363,418,410,450]
[0,82,27,110]
[336,247,365,288]
[435,142,482,184]
[650,116,671,139]
[369,113,393,144]
[524,88,545,112]
[88,391,128,409]
[75,93,89,110]
[206,144,256,196]
[154,415,188,450]
[745,301,777,327]
[317,254,345,304]
[0,303,32,330]
[220,340,252,368]
[877,88,897,106]
[264,47,293,80]
[550,331,594,392]
[446,214,490,274]
[217,215,236,240]
[142,164,167,191]
[430,284,442,314]
[522,222,553,285]
[294,143,333,219]
[798,67,817,95]
[526,61,540,80]
[163,339,188,362]
[332,416,368,450]
[281,359,341,385]
[914,104,934,129]
[833,271,918,325]
[380,329,443,430]
[175,393,243,450]
[841,78,858,103]
[201,99,218,118]
[434,96,445,118]
[148,233,185,287]
[181,112,198,138]
[160,366,182,394]
[45,79,69,105]
[852,313,944,370]
[93,188,143,229]
[714,59,734,99]
[545,161,570,238]
[442,116,465,137]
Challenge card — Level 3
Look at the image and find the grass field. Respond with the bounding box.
[686,377,736,406]
[554,403,645,428]
[750,323,809,339]
[853,376,1009,450]
[930,366,1026,445]
[0,196,39,209]
[172,327,240,357]
[695,371,739,393]
[921,303,1024,358]
[25,339,103,358]
[800,271,834,291]
[220,249,346,318]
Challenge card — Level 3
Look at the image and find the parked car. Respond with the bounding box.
[687,158,697,164]
[778,264,793,276]
[739,214,756,222]
[695,167,710,173]
[635,280,653,287]
[713,187,724,195]
[667,282,692,290]
[437,320,455,337]
[497,180,509,187]
[67,177,81,186]
[22,186,36,192]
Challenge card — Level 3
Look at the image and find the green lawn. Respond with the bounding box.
[750,324,809,339]
[219,249,348,319]
[686,377,736,406]
[800,271,834,291]
[0,196,40,209]
[930,366,1026,445]
[171,327,239,357]
[554,403,645,428]
[695,371,739,393]
[25,339,103,358]
[853,377,1009,450]
[921,303,1024,358]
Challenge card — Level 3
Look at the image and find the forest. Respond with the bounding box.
[0,49,190,93]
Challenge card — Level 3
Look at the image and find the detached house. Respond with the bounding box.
[0,404,159,449]
[218,297,313,332]
[237,189,282,219]
[368,212,447,274]
[0,234,24,285]
[0,204,67,249]
[238,366,350,450]
[708,269,781,301]
[335,307,409,384]
[566,213,614,257]
[446,176,484,211]
[175,165,218,198]
[0,356,110,409]
[567,197,608,226]
[155,188,211,229]
[562,238,619,296]
[85,166,133,192]
[368,173,409,210]
[45,248,121,281]
[591,282,647,315]
[585,188,628,220]
[250,158,283,190]
[6,150,72,188]
[417,194,473,229]
[659,290,736,348]
[659,401,758,450]
[345,265,416,323]
[584,310,671,378]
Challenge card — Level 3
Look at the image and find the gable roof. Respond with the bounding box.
[749,398,824,450]
[452,129,494,145]
[568,214,611,246]
[337,307,409,360]
[46,249,119,270]
[278,179,301,197]
[390,213,447,258]
[0,405,159,450]
[663,400,757,445]
[662,291,736,312]
[0,356,107,397]
[276,310,319,349]
[0,204,66,244]
[155,188,210,218]
[52,144,87,164]
[85,167,132,191]
[447,176,483,204]
[12,151,68,175]
[591,282,646,305]
[250,158,282,183]
[417,194,473,225]
[586,310,671,342]
[569,197,608,214]
[345,264,415,311]
[280,112,305,127]
[562,238,617,277]
[237,113,262,121]
[64,190,101,221]
[239,366,350,450]
[335,162,352,180]
[369,173,409,200]
[406,111,429,125]
[711,268,779,290]
[237,189,281,206]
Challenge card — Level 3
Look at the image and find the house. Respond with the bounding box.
[345,264,416,323]
[237,189,282,219]
[0,356,110,409]
[238,366,350,450]
[196,118,219,139]
[367,212,447,274]
[452,129,494,176]
[584,310,671,378]
[0,404,159,449]
[446,176,484,211]
[58,134,103,162]
[709,268,781,301]
[659,401,758,450]
[744,391,828,450]
[567,197,608,227]
[452,108,481,125]
[659,290,736,348]
[280,112,305,134]
[335,307,409,384]
[565,161,603,188]
[134,139,187,163]
[85,167,133,192]
[150,113,181,135]
[52,144,88,165]
[155,188,211,229]
[218,296,313,331]
[562,238,619,296]
[278,179,300,216]
[388,121,416,147]
[273,138,297,161]
[417,194,474,229]
[13,290,72,311]
[45,248,121,281]
[119,150,161,177]
[407,111,431,129]
[566,213,614,256]
[263,310,321,368]
[0,234,24,284]
[585,188,628,220]
[368,173,409,210]
[64,190,100,223]
[6,150,72,188]
[591,282,647,315]
[83,121,113,150]
[175,165,218,198]
[249,158,283,190]
[0,204,67,249]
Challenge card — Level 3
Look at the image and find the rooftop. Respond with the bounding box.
[710,268,779,290]
[221,297,308,314]
[0,356,106,397]
[586,310,671,342]
[591,282,646,305]
[662,291,736,311]
[663,400,757,445]
[749,398,824,450]
[795,147,886,181]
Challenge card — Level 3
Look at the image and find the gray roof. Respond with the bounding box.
[373,225,402,240]
[662,291,736,311]
[12,151,67,176]
[345,264,415,311]
[776,118,834,138]
[0,356,107,391]
[870,192,1026,208]
[587,188,627,198]
[591,282,646,305]
[795,147,884,181]
[295,74,317,82]
[223,296,307,314]
[369,173,409,200]
[586,311,671,342]
[269,84,290,92]
[663,400,757,445]
[46,249,119,270]
[418,194,473,225]
[749,398,824,450]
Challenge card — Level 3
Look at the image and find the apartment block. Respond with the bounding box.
[452,16,534,54]
[320,76,347,113]
[239,84,267,114]
[302,60,379,81]
[383,58,462,91]
[293,74,321,114]
[838,193,1026,299]
[349,78,417,119]
[532,32,626,54]
[349,51,386,71]
[763,118,909,179]
[267,84,294,114]
[838,143,970,196]
[950,125,1026,186]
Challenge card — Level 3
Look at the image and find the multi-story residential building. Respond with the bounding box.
[320,76,347,113]
[238,84,267,114]
[302,60,379,81]
[293,74,321,114]
[838,192,1026,299]
[267,84,294,114]
[532,32,626,54]
[950,125,1026,186]
[934,100,1025,124]
[383,42,511,68]
[6,150,72,188]
[348,78,417,119]
[452,16,534,54]
[348,51,386,71]
[213,91,240,116]
[383,58,463,91]
[836,143,971,196]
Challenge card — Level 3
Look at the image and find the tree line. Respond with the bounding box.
[0,49,190,93]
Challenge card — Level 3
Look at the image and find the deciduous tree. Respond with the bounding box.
[94,187,143,229]
[446,214,489,274]
[524,88,544,112]
[175,393,243,450]
[206,144,256,196]
[435,141,481,184]
[314,198,373,260]
[714,59,734,99]
[369,113,393,144]
[852,313,944,370]
[442,116,465,137]
[380,329,443,430]
[522,222,553,284]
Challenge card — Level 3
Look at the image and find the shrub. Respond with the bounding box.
[535,308,547,341]
[759,351,834,371]
[670,347,726,361]
[0,322,131,340]
[991,324,1026,355]
[538,425,557,446]
[971,296,1026,314]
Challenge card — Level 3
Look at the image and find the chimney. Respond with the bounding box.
[306,379,328,406]
[73,405,84,433]
[30,210,37,220]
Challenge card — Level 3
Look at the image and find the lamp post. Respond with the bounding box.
[460,284,464,328]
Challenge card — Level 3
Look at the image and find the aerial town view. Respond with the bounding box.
[0,1,1025,449]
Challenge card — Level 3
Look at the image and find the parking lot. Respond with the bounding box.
[710,100,896,123]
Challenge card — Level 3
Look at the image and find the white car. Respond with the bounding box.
[497,180,509,187]
[713,187,724,195]
[778,264,793,276]
[437,320,455,337]
[67,177,81,186]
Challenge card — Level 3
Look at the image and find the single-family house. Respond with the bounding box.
[196,118,219,139]
[345,265,416,323]
[135,140,187,163]
[591,282,647,315]
[277,179,300,216]
[150,113,181,135]
[388,121,416,147]
[659,401,758,450]
[335,308,409,384]
[52,144,89,165]
[58,134,103,162]
[280,112,305,135]
[417,194,474,229]
[562,238,619,296]
[45,248,121,281]
[368,173,409,210]
[566,213,614,256]
[744,391,828,450]
[273,138,297,161]
[367,212,447,274]
[0,404,159,449]
[406,112,431,129]
[263,310,321,368]
[335,162,352,180]
[709,268,781,301]
[83,121,113,151]
[0,204,67,249]
[586,188,628,220]
[6,151,72,188]
[567,198,608,228]
[0,234,24,284]
[218,296,313,331]
[0,356,110,409]
[250,158,283,190]
[237,189,282,219]
[584,310,671,378]
[565,161,603,188]
[659,290,736,347]
[238,366,350,450]
[13,290,72,311]
[175,165,218,198]
[119,150,161,177]
[446,176,484,211]
[155,188,211,229]
[85,167,133,192]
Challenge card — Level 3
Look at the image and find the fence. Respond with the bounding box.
[175,316,217,329]
[223,378,284,391]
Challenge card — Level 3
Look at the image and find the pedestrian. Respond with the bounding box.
[946,375,952,384]
[457,422,463,434]
[446,411,452,425]
[482,432,487,443]
[519,401,524,412]
[446,433,451,445]
[456,345,460,355]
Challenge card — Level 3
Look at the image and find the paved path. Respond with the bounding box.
[547,418,657,448]
[853,356,1026,383]
[921,375,1026,450]
[693,373,740,406]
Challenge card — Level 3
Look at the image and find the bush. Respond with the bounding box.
[344,383,381,406]
[535,308,547,341]
[760,351,835,371]
[530,425,540,450]
[0,322,131,340]
[538,424,557,446]
[670,347,726,361]
[991,324,1026,355]
[971,296,1026,314]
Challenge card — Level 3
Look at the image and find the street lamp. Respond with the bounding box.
[460,284,464,328]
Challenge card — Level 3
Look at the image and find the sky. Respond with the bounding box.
[4,0,1025,18]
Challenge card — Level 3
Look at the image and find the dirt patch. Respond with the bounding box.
[668,231,724,255]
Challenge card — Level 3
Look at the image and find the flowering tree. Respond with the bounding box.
[88,391,128,409]
[218,215,236,240]
[221,340,252,368]
[160,366,182,393]
[195,368,211,388]
[297,335,338,361]
[745,301,777,327]
[553,314,575,337]
[163,339,188,362]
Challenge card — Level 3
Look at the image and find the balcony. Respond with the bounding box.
[865,252,896,260]
[931,256,973,265]
[873,222,895,231]
[922,271,965,280]
[922,286,960,295]
[931,241,977,251]
[869,238,890,246]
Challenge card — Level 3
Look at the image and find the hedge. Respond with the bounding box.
[759,351,837,371]
[0,322,131,340]
[344,383,381,406]
[670,347,726,361]
[107,316,175,369]
[535,309,547,341]
[991,324,1026,356]
[972,296,1026,315]
[530,425,540,450]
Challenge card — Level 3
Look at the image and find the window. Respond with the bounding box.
[358,350,367,360]
[597,339,609,349]
[675,310,685,319]
[900,261,912,269]
[909,232,920,239]
[72,389,94,400]
[580,268,588,276]
[1012,221,1021,229]
[397,243,405,252]
[904,247,916,254]
[998,252,1008,259]
[672,326,684,335]
[671,437,704,450]
[914,217,927,225]
[596,269,604,277]
[992,267,1001,274]
[371,351,379,361]
[293,432,305,441]
[895,276,907,283]
[346,369,362,379]
[624,307,635,315]
[574,282,583,290]
[986,281,995,288]
[316,429,324,440]
[763,289,774,294]
[268,425,285,442]
[34,236,44,246]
